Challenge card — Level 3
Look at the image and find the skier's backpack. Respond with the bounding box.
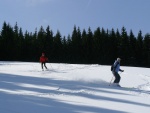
[111,64,114,71]
[111,62,119,71]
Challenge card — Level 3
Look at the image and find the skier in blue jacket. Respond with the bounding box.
[112,58,124,87]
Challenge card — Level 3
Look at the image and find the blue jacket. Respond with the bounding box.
[113,60,120,73]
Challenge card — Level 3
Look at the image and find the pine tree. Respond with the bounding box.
[1,22,14,60]
[93,27,101,63]
[45,26,54,60]
[129,30,137,66]
[81,29,88,63]
[143,34,150,67]
[53,30,62,62]
[109,28,118,63]
[136,30,144,66]
[86,27,93,63]
[120,26,130,65]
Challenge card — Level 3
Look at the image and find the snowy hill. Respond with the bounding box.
[0,61,150,113]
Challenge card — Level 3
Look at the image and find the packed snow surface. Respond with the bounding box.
[0,61,150,113]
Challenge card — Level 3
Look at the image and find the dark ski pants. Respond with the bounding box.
[113,72,121,83]
[41,62,47,70]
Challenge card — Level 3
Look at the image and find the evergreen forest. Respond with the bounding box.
[0,22,150,67]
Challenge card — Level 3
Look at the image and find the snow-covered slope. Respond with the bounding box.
[0,61,150,113]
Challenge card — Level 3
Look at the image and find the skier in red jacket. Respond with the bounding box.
[40,53,48,71]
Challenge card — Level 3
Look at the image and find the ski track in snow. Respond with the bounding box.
[130,74,150,97]
[0,62,150,98]
[0,61,150,113]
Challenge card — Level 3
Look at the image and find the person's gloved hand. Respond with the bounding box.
[121,70,124,72]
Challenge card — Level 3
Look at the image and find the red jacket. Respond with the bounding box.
[40,56,48,62]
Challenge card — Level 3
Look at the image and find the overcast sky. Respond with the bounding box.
[0,0,150,37]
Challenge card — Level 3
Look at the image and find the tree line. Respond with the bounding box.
[0,22,150,67]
